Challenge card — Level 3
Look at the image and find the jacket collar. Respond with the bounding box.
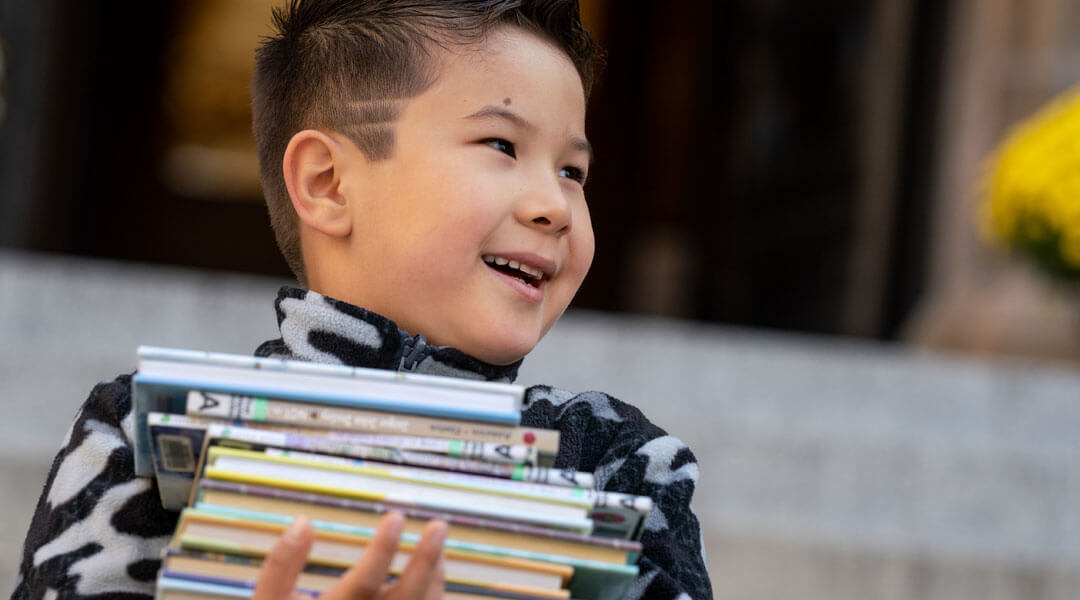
[254,287,521,384]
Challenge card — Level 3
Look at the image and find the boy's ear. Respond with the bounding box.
[282,130,353,238]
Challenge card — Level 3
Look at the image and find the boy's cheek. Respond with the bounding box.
[571,234,596,283]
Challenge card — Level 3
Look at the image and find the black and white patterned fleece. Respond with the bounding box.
[13,287,712,600]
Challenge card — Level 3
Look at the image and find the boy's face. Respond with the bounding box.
[327,27,594,365]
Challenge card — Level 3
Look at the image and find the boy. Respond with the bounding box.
[13,1,712,599]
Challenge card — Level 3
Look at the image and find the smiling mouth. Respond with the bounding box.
[483,255,545,287]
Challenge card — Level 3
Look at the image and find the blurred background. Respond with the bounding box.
[3,0,1080,597]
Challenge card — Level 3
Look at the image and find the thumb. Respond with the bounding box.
[253,516,315,600]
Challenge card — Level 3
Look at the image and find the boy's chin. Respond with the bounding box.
[425,319,550,366]
[455,334,537,366]
[463,344,531,367]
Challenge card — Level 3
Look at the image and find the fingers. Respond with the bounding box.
[253,516,314,600]
[422,540,446,600]
[247,512,445,600]
[390,518,447,600]
[416,528,442,600]
[320,513,447,600]
[325,511,407,599]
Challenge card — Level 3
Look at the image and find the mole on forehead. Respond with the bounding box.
[346,99,406,124]
[503,97,511,106]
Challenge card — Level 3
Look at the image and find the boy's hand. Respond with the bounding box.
[253,512,447,600]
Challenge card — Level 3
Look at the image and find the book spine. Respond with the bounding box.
[204,423,588,494]
[187,391,555,451]
[203,452,594,534]
[138,346,525,400]
[159,570,257,593]
[156,575,258,599]
[205,417,537,465]
[133,345,532,473]
[159,569,572,600]
[194,503,638,576]
[177,510,576,596]
[253,445,649,517]
[257,447,593,504]
[592,490,654,515]
[180,508,577,579]
[327,431,537,465]
[142,373,520,425]
[327,444,585,487]
[164,547,349,579]
[197,479,643,552]
[201,468,591,532]
[212,446,591,510]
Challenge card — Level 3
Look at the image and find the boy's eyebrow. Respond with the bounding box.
[464,105,593,163]
[569,137,593,165]
[465,105,535,130]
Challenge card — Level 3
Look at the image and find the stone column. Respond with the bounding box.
[902,0,1080,363]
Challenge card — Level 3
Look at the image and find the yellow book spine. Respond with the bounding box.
[207,446,588,508]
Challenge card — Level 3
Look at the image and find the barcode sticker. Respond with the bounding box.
[157,434,195,472]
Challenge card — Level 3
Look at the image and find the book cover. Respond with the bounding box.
[147,412,209,510]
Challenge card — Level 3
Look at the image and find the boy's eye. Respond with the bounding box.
[559,166,587,185]
[483,138,516,158]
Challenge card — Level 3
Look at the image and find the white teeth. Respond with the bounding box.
[482,255,546,280]
[521,264,543,279]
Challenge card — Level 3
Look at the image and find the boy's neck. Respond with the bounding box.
[254,286,521,383]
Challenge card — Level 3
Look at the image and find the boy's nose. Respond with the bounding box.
[516,178,572,234]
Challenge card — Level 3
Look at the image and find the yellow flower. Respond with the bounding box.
[981,85,1080,281]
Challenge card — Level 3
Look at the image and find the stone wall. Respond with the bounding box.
[4,249,1079,598]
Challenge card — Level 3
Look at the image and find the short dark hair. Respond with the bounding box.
[252,0,600,284]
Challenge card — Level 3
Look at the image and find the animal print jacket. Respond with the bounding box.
[12,287,712,600]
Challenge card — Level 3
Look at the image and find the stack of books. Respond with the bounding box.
[133,347,648,600]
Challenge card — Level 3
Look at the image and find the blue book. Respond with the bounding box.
[155,574,255,599]
[133,346,523,477]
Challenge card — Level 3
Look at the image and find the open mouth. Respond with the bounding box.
[483,255,545,288]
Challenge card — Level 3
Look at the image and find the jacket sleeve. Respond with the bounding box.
[599,430,711,599]
[11,375,179,600]
[524,387,713,600]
